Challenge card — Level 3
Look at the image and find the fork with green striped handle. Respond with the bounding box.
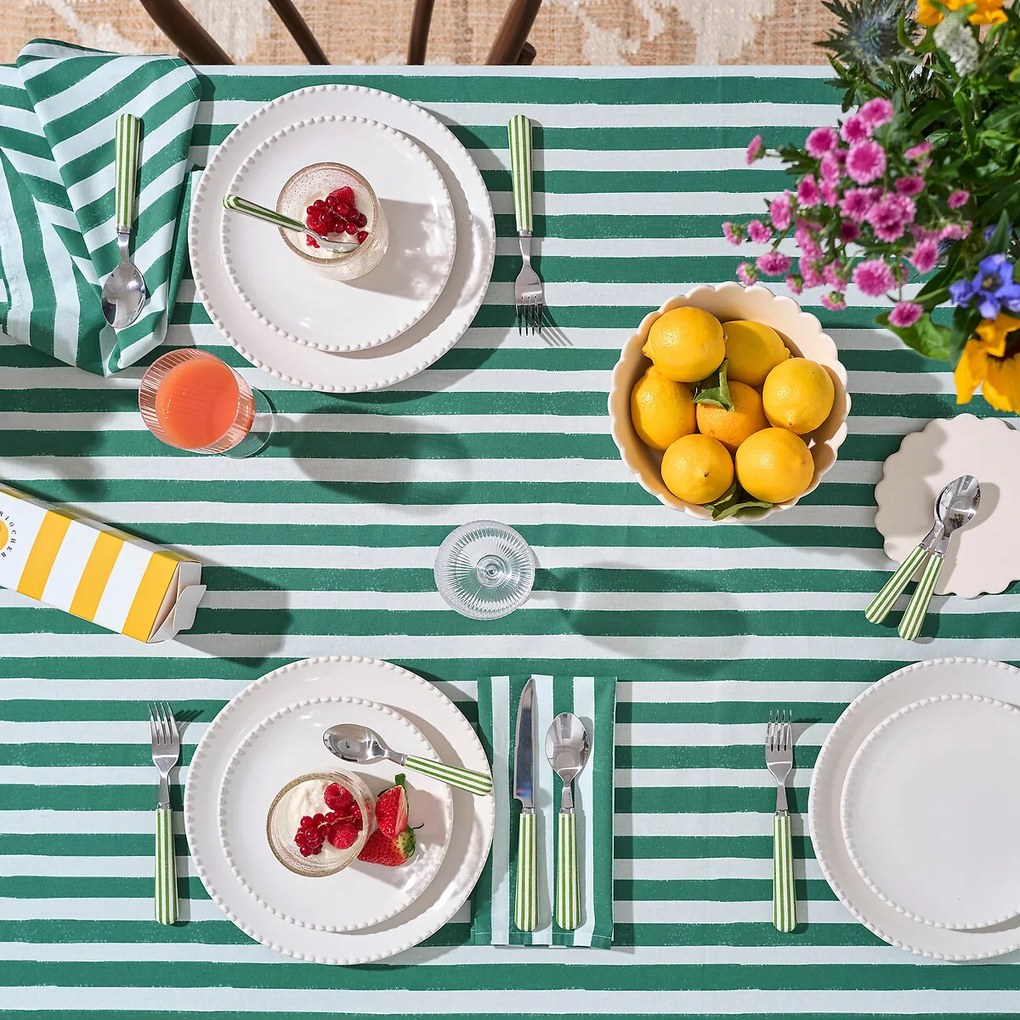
[222,193,358,253]
[149,702,179,926]
[765,710,796,933]
[508,115,545,337]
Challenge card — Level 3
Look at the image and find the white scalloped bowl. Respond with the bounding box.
[608,283,851,522]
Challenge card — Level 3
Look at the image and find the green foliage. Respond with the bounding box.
[707,482,775,521]
[692,360,733,411]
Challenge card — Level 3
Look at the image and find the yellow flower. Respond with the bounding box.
[916,0,1008,26]
[955,313,1020,412]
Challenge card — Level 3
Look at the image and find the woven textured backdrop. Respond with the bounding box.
[3,0,837,64]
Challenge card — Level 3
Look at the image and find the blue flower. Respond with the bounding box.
[950,254,1020,319]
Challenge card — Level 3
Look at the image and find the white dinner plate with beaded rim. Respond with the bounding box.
[839,693,1020,932]
[809,657,1020,961]
[184,656,495,965]
[190,84,495,392]
[218,695,454,933]
[222,115,457,353]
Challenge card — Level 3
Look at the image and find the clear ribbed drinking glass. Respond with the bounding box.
[434,521,535,620]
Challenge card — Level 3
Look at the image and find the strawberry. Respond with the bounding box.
[375,775,409,839]
[357,827,416,867]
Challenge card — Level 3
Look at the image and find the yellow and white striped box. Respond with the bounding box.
[0,483,205,643]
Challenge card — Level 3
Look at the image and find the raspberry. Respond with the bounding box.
[329,821,359,849]
[324,783,354,813]
[337,186,355,205]
[356,230,368,244]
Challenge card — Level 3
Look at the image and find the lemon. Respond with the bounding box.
[735,428,814,503]
[762,358,836,434]
[642,307,725,383]
[661,434,734,505]
[722,320,791,387]
[630,367,696,451]
[695,381,769,453]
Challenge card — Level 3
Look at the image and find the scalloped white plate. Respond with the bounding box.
[222,115,456,353]
[809,657,1020,960]
[874,414,1020,597]
[189,85,495,392]
[184,656,494,965]
[218,695,453,933]
[840,693,1020,931]
[608,282,850,521]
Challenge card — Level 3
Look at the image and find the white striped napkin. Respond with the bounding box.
[0,40,199,374]
[469,674,617,948]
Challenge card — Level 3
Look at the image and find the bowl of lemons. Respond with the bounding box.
[609,282,850,521]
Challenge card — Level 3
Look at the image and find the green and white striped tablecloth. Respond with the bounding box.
[2,66,1019,1018]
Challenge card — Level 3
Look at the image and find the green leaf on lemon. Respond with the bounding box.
[707,482,774,521]
[692,359,734,411]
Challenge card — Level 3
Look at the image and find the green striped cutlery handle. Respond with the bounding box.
[508,115,534,234]
[898,552,944,641]
[864,543,928,624]
[402,754,493,796]
[222,193,306,234]
[514,808,539,932]
[154,806,177,925]
[114,114,141,230]
[772,813,796,933]
[555,809,581,930]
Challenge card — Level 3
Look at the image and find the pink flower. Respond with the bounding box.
[867,193,916,243]
[769,192,793,232]
[859,97,894,129]
[747,219,773,244]
[910,238,939,274]
[746,134,764,164]
[805,125,838,158]
[819,181,839,207]
[948,189,970,209]
[736,261,759,286]
[823,261,847,287]
[756,251,792,276]
[785,274,804,295]
[939,221,971,241]
[821,291,847,311]
[840,187,878,222]
[904,141,932,161]
[794,219,823,258]
[722,221,744,246]
[840,114,870,144]
[839,221,861,244]
[846,139,887,184]
[799,256,824,289]
[889,301,924,327]
[895,176,925,196]
[819,152,842,183]
[853,258,895,297]
[797,174,821,207]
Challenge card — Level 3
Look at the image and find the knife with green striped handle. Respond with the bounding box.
[222,194,358,252]
[513,678,539,931]
[773,813,796,932]
[508,114,533,235]
[864,542,930,624]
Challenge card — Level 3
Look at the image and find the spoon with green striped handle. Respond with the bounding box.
[898,474,980,640]
[222,193,359,253]
[323,723,493,796]
[546,712,591,931]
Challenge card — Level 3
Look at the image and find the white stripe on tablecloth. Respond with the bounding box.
[490,674,511,946]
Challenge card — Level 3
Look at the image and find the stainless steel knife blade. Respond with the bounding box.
[513,677,536,808]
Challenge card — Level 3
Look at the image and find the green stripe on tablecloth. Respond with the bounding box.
[3,64,1020,1018]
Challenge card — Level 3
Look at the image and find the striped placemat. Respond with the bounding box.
[2,64,1019,1018]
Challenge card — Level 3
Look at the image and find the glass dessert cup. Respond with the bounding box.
[266,771,375,878]
[138,349,274,458]
[277,162,389,281]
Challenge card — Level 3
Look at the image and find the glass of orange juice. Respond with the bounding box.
[138,350,274,458]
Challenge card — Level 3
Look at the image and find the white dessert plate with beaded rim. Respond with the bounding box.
[190,84,495,392]
[218,695,454,933]
[809,657,1020,960]
[839,693,1020,931]
[184,656,495,965]
[874,414,1020,597]
[222,115,457,353]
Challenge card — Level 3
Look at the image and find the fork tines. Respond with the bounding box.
[766,709,792,752]
[516,297,543,336]
[149,702,179,748]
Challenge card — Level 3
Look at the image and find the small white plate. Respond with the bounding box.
[840,693,1020,931]
[809,656,1020,960]
[189,85,495,392]
[218,695,453,933]
[222,115,457,353]
[874,414,1020,597]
